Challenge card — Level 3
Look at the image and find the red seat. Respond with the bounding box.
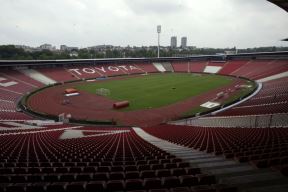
[27,168,41,174]
[13,168,27,174]
[26,184,46,192]
[138,164,151,171]
[6,184,26,192]
[111,166,124,172]
[170,187,191,192]
[59,174,75,182]
[86,181,106,192]
[27,175,43,182]
[75,173,92,181]
[141,170,156,178]
[93,173,108,181]
[148,160,159,165]
[160,159,170,164]
[0,168,13,174]
[149,189,170,192]
[106,180,125,191]
[162,176,181,188]
[83,167,96,173]
[0,176,9,183]
[66,182,85,192]
[164,163,178,169]
[97,166,110,172]
[46,183,66,192]
[44,174,59,182]
[42,167,54,174]
[10,175,26,183]
[69,167,82,173]
[126,171,140,179]
[151,164,164,170]
[179,175,198,186]
[109,172,125,180]
[171,168,186,176]
[137,160,147,165]
[186,168,201,175]
[156,169,171,177]
[125,179,144,191]
[125,165,138,172]
[143,178,162,189]
[100,162,112,166]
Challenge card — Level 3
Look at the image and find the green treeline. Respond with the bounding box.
[0,45,287,60]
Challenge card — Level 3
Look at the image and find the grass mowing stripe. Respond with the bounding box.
[76,73,233,111]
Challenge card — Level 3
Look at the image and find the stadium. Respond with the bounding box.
[0,1,288,192]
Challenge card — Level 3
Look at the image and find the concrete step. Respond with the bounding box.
[220,171,284,185]
[205,164,255,176]
[132,127,288,192]
[244,184,288,192]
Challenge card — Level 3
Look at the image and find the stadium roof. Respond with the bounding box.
[282,38,288,41]
[268,0,288,12]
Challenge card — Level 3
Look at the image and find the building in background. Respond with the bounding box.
[39,44,56,51]
[170,36,177,48]
[60,45,79,52]
[181,37,187,49]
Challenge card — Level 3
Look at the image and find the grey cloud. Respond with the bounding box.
[124,0,188,15]
[0,0,287,48]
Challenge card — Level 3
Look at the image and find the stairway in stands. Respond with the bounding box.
[136,127,288,192]
[162,62,174,72]
[152,63,167,72]
[18,69,57,85]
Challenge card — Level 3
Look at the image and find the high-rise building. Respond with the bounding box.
[181,37,187,49]
[171,36,177,48]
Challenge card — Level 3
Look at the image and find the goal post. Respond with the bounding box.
[96,88,110,96]
[58,113,70,123]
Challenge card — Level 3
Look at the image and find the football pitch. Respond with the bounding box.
[76,73,233,111]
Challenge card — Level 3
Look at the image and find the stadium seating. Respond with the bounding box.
[217,77,288,116]
[185,113,288,128]
[0,125,220,191]
[134,63,158,73]
[189,61,207,73]
[0,111,33,121]
[36,68,79,82]
[0,57,288,191]
[0,70,45,121]
[171,61,189,72]
[35,63,156,82]
[248,60,288,80]
[0,70,43,87]
[230,59,288,80]
[218,60,249,75]
[0,72,39,94]
[144,125,288,170]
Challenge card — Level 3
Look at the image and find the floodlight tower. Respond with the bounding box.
[157,25,161,58]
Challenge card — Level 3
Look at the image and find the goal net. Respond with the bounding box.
[96,88,110,96]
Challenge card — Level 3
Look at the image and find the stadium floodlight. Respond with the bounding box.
[157,25,161,58]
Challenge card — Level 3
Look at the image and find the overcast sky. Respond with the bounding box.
[0,0,287,48]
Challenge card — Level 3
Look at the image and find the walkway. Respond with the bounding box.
[133,127,288,192]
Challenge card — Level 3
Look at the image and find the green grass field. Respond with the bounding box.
[76,73,233,111]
